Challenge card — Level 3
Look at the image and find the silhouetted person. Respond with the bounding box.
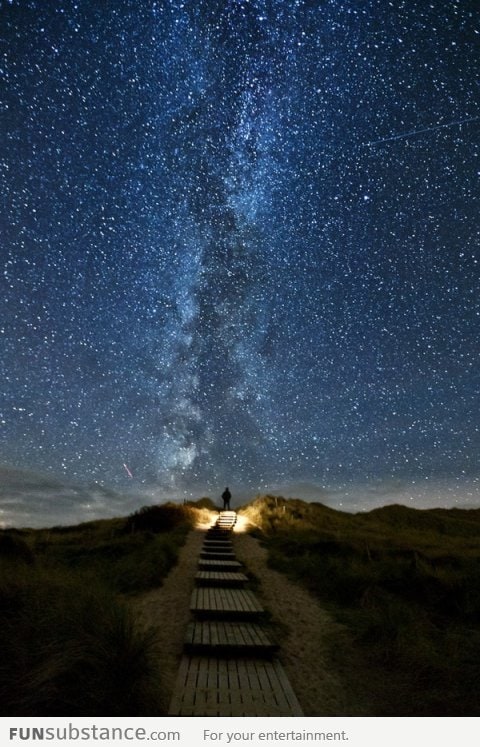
[222,487,231,510]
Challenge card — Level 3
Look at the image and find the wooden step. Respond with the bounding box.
[185,620,278,656]
[216,518,236,527]
[195,571,248,587]
[168,656,303,716]
[207,528,231,534]
[203,538,233,545]
[198,558,242,570]
[200,550,236,560]
[190,587,264,619]
[206,536,232,542]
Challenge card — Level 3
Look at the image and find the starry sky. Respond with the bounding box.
[1,0,479,523]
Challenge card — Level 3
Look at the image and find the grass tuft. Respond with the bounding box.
[0,566,163,715]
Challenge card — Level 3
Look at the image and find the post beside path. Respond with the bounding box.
[168,510,303,716]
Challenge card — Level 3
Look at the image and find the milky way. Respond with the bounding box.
[1,1,479,508]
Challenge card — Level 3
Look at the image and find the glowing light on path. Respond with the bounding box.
[233,514,250,533]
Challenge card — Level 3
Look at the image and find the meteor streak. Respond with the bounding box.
[366,115,480,147]
[123,463,133,478]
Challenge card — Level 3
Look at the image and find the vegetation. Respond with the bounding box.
[239,495,480,715]
[0,501,204,716]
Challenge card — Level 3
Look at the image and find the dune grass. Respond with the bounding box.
[31,505,194,594]
[240,495,480,715]
[0,501,203,715]
[0,563,162,715]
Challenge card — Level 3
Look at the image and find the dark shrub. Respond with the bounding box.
[124,503,191,534]
[0,567,162,715]
[186,497,217,510]
[0,533,34,564]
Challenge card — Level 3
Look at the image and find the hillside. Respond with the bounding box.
[3,494,480,715]
[239,495,480,715]
[0,500,212,716]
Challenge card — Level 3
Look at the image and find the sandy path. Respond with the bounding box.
[233,532,349,716]
[133,528,206,713]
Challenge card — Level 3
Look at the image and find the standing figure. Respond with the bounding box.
[221,487,231,510]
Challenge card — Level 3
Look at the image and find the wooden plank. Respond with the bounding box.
[185,620,278,655]
[197,558,242,570]
[204,537,232,542]
[272,658,304,713]
[207,527,231,533]
[168,655,304,716]
[200,550,236,560]
[195,571,248,587]
[168,656,194,715]
[195,571,246,581]
[207,526,231,532]
[206,536,232,542]
[190,588,264,619]
[244,658,263,705]
[203,539,233,546]
[206,536,231,542]
[226,658,242,709]
[197,656,209,693]
[251,658,275,706]
[218,658,230,705]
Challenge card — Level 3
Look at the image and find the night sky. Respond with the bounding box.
[1,1,479,524]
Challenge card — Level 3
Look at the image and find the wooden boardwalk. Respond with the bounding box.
[169,656,302,716]
[198,558,242,570]
[168,510,303,716]
[195,571,249,586]
[200,549,237,560]
[191,587,265,619]
[185,620,278,656]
